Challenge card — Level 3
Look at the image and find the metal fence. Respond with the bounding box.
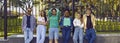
[0,0,120,39]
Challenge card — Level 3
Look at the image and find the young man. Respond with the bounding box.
[48,8,61,43]
[21,8,36,43]
[83,8,96,43]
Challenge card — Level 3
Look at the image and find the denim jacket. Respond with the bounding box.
[59,16,73,28]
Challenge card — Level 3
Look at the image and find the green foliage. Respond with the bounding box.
[9,0,40,7]
[0,18,22,37]
[0,0,120,37]
[96,21,120,32]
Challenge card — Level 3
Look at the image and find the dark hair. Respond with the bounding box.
[64,9,70,17]
[64,9,70,14]
[79,13,83,18]
[27,8,32,12]
[52,8,57,12]
[40,10,47,22]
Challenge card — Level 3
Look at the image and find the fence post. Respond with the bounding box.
[72,0,75,35]
[4,0,7,40]
[72,0,75,18]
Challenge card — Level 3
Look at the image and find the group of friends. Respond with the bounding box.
[21,7,96,43]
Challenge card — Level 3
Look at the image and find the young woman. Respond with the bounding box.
[36,10,47,43]
[73,12,84,43]
[60,9,73,43]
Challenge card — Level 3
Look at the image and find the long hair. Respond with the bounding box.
[75,12,83,23]
[39,10,47,22]
[80,14,83,23]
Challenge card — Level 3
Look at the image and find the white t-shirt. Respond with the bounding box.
[73,18,84,28]
[37,16,45,22]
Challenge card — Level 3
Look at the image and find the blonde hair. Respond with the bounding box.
[75,12,83,23]
[75,12,79,18]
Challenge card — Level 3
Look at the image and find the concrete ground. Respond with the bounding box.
[0,34,120,43]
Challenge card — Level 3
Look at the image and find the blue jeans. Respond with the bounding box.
[85,28,96,43]
[36,25,46,43]
[62,26,71,43]
[24,28,33,43]
[49,28,59,39]
[73,27,83,43]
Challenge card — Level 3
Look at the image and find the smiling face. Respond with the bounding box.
[75,12,81,19]
[77,14,81,19]
[52,8,57,15]
[86,8,91,16]
[52,10,56,15]
[27,8,32,15]
[39,10,44,17]
[64,10,70,17]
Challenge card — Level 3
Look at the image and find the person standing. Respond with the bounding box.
[83,8,96,43]
[73,12,84,43]
[21,8,36,43]
[48,8,61,43]
[60,9,73,43]
[36,10,47,43]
